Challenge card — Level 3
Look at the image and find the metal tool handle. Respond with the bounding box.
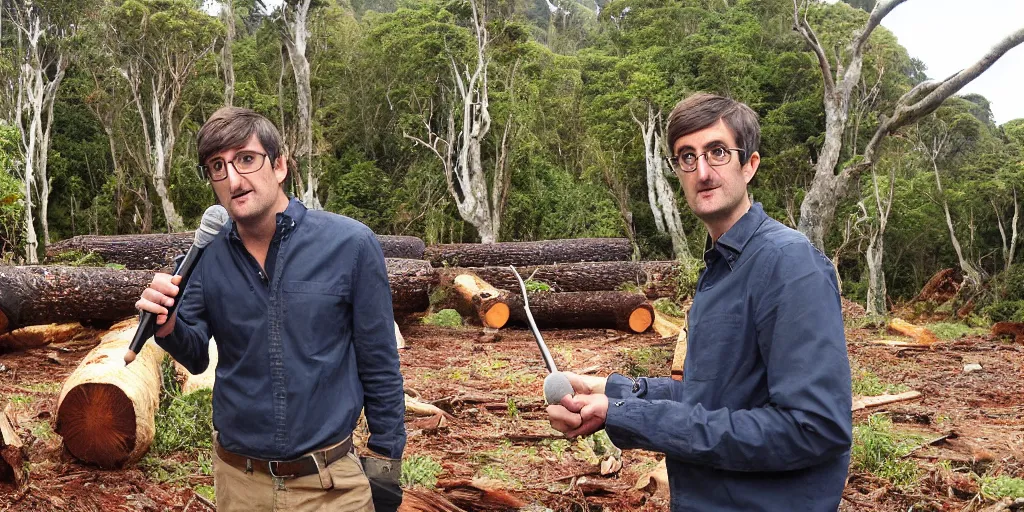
[509,266,558,374]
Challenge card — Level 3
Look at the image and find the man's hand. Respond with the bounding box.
[563,372,608,395]
[547,393,609,439]
[135,273,182,337]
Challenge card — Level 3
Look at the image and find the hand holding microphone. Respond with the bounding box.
[125,205,229,365]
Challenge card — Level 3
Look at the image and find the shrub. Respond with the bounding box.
[401,455,442,488]
[851,415,924,490]
[421,309,463,327]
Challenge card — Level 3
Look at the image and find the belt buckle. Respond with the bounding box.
[268,460,286,478]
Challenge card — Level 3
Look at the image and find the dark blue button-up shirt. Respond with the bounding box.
[604,203,852,511]
[157,198,406,461]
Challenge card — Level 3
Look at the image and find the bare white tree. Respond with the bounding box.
[633,104,691,260]
[280,0,320,209]
[992,188,1019,270]
[793,0,1024,251]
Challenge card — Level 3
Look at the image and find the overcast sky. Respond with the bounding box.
[878,0,1024,125]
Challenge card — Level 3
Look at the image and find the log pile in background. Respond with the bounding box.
[441,260,683,300]
[0,265,154,335]
[506,291,654,333]
[387,258,439,317]
[424,238,632,267]
[0,323,84,353]
[55,319,164,468]
[46,232,426,270]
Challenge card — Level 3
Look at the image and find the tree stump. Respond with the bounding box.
[452,274,510,329]
[55,319,164,468]
[507,291,654,333]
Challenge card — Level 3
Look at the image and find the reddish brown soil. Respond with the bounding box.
[1,318,1022,511]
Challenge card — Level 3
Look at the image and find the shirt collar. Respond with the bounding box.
[703,202,769,265]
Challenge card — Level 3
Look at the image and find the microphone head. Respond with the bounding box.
[544,372,575,405]
[194,205,229,248]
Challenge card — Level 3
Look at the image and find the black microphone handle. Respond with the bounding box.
[126,244,204,355]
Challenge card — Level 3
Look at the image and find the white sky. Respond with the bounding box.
[878,0,1024,125]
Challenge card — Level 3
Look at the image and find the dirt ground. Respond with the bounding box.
[1,312,1022,511]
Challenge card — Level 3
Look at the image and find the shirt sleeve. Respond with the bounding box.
[604,374,682,401]
[350,231,407,459]
[155,262,212,376]
[603,242,852,472]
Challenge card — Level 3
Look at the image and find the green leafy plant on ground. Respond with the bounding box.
[851,414,924,490]
[47,250,106,267]
[620,346,672,378]
[401,455,443,488]
[978,474,1024,499]
[851,365,909,396]
[924,322,988,341]
[524,279,552,292]
[421,309,463,327]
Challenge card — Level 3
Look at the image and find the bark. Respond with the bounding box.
[386,258,439,317]
[0,322,83,353]
[221,1,236,107]
[794,0,1024,250]
[634,104,690,259]
[992,188,1019,270]
[0,409,26,488]
[506,291,654,333]
[425,238,632,268]
[0,265,153,334]
[865,160,896,317]
[452,274,509,329]
[175,339,216,394]
[46,232,427,269]
[438,260,685,301]
[281,0,320,209]
[55,319,164,469]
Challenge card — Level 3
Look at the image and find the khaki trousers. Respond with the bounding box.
[212,442,374,512]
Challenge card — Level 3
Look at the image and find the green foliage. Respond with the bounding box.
[524,279,552,293]
[0,125,23,258]
[851,366,908,396]
[620,346,672,378]
[652,297,685,317]
[47,250,106,266]
[851,415,924,490]
[540,438,570,460]
[150,357,213,456]
[421,309,463,327]
[672,257,704,302]
[983,300,1024,323]
[506,397,520,418]
[978,474,1024,499]
[990,263,1024,301]
[924,322,988,341]
[401,455,442,488]
[572,430,620,465]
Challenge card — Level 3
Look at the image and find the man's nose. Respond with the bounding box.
[694,154,715,179]
[225,162,243,188]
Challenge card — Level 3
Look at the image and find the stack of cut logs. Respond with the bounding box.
[0,232,687,474]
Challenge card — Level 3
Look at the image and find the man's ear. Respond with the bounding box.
[274,154,288,185]
[743,151,760,184]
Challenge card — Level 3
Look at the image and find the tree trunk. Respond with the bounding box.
[636,104,690,259]
[452,274,509,328]
[506,291,654,333]
[425,238,632,267]
[46,232,426,269]
[387,258,439,318]
[55,319,164,469]
[0,265,153,334]
[438,260,685,300]
[221,1,236,107]
[175,339,217,394]
[865,234,886,317]
[281,0,319,209]
[0,322,84,353]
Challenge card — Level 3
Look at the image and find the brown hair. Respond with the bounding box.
[197,107,284,170]
[666,93,760,165]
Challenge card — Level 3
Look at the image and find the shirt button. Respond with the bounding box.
[615,401,625,407]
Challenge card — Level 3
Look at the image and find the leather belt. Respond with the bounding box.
[215,436,353,478]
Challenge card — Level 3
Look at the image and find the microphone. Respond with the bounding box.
[124,205,229,365]
[508,266,574,405]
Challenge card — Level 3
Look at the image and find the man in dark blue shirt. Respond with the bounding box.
[136,107,405,512]
[547,94,852,511]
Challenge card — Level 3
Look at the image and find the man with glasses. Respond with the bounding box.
[136,107,405,511]
[546,93,852,511]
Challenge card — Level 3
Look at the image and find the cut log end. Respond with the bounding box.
[56,383,137,469]
[628,306,654,333]
[482,303,510,329]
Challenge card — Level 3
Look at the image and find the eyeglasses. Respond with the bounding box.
[665,146,745,174]
[198,151,269,182]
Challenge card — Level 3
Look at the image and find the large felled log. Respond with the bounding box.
[1,260,435,334]
[506,291,653,333]
[0,265,154,334]
[46,233,426,270]
[0,323,84,353]
[424,238,632,268]
[387,258,438,317]
[887,318,938,346]
[55,319,164,468]
[439,260,685,300]
[175,339,218,394]
[452,274,509,328]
